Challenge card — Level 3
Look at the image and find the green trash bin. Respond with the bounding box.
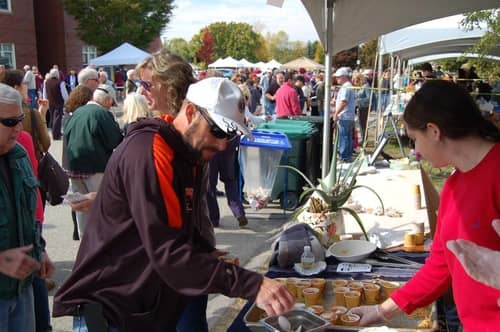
[287,116,329,184]
[258,121,316,210]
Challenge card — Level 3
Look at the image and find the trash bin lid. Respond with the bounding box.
[258,123,315,138]
[240,130,292,150]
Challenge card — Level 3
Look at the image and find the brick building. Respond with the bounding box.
[0,0,161,74]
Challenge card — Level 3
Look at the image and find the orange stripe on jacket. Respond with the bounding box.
[153,133,183,229]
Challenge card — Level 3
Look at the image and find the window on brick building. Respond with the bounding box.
[82,46,97,65]
[0,43,15,68]
[0,0,11,12]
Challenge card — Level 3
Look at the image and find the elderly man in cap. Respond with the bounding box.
[0,83,54,331]
[53,77,295,332]
[333,67,356,162]
[64,84,123,238]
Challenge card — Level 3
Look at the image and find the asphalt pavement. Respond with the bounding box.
[43,132,292,331]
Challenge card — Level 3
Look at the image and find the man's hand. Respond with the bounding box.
[0,245,41,280]
[447,219,500,290]
[255,277,295,316]
[39,252,55,279]
[349,305,388,326]
[70,192,97,212]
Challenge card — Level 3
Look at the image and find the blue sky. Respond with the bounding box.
[162,0,319,43]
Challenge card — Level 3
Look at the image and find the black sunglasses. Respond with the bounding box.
[196,106,238,140]
[0,113,25,127]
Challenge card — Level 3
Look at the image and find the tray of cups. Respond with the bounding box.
[243,277,437,331]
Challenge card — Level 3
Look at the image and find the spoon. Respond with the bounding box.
[278,315,292,332]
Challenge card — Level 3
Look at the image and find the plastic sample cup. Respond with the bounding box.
[286,278,299,298]
[381,280,400,299]
[311,278,326,294]
[332,279,348,288]
[333,286,349,306]
[295,280,312,302]
[340,313,361,326]
[363,283,381,305]
[303,287,321,306]
[344,290,361,309]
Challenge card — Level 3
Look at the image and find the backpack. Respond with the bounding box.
[270,223,325,268]
[38,152,69,205]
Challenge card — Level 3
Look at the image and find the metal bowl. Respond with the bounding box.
[260,309,330,331]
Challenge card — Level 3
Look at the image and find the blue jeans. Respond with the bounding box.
[176,295,208,332]
[264,101,275,115]
[338,119,354,161]
[28,89,38,110]
[0,285,35,332]
[33,276,52,332]
[73,316,120,332]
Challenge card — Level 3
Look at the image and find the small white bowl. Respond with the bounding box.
[328,240,376,262]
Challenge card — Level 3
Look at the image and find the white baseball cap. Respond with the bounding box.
[97,84,117,106]
[186,77,252,139]
[333,67,352,77]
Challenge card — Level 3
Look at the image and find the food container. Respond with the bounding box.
[260,309,330,332]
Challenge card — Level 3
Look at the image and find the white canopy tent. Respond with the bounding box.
[89,42,150,66]
[207,58,225,68]
[379,16,497,59]
[265,59,283,69]
[408,53,500,65]
[239,58,255,68]
[292,0,499,177]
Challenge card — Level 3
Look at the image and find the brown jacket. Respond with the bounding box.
[21,105,50,160]
[53,118,262,331]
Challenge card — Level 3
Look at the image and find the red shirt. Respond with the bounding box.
[391,143,500,332]
[275,83,301,118]
[17,131,44,223]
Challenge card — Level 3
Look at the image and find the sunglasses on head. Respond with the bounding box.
[196,106,238,140]
[0,114,25,127]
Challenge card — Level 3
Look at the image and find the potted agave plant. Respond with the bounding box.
[280,130,384,248]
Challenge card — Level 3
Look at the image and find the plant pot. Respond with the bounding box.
[297,210,345,247]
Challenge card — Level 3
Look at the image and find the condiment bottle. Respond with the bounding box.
[301,245,315,269]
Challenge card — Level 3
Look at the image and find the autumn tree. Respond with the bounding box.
[164,38,193,63]
[197,29,214,67]
[63,0,173,53]
[255,35,270,62]
[313,41,324,64]
[190,22,262,62]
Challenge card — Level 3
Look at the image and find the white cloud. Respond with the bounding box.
[162,0,319,42]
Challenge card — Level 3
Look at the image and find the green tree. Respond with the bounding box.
[358,39,378,69]
[164,38,193,63]
[461,9,500,77]
[63,0,173,53]
[190,22,262,62]
[266,31,290,62]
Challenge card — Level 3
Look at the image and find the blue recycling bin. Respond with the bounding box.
[240,130,291,210]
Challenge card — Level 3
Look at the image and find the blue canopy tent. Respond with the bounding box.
[89,42,150,66]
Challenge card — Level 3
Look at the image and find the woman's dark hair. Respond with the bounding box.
[403,80,499,142]
[1,69,24,87]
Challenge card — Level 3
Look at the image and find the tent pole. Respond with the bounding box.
[376,37,384,141]
[321,0,334,178]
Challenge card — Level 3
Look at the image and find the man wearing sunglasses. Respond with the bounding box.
[54,77,294,331]
[0,83,54,332]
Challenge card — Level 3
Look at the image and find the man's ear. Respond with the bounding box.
[185,103,197,124]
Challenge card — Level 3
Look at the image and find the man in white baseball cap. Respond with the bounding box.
[186,77,252,142]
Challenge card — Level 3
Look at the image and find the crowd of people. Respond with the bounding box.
[0,52,499,332]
